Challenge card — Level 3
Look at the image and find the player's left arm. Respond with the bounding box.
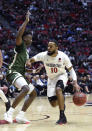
[16,10,31,46]
[0,50,3,68]
[25,67,33,73]
[64,54,80,92]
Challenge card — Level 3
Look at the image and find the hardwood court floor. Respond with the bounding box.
[0,94,92,131]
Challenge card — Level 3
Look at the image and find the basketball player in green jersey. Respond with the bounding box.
[4,10,36,124]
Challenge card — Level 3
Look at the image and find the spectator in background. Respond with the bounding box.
[32,74,47,96]
[79,75,90,94]
[86,74,92,93]
[36,74,47,96]
[8,85,16,98]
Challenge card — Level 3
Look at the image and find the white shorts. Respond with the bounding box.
[14,77,35,94]
[47,73,68,97]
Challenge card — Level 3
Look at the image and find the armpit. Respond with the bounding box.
[67,66,73,71]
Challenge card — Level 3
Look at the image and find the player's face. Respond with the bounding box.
[47,42,58,56]
[23,34,32,47]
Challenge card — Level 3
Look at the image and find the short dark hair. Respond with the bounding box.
[22,30,32,39]
[49,39,58,46]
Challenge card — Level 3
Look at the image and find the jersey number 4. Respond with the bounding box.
[51,67,58,73]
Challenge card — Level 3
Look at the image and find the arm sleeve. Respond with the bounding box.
[69,68,77,81]
[64,53,77,81]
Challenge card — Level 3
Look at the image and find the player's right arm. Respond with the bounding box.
[26,52,45,68]
[26,58,36,68]
[16,10,31,46]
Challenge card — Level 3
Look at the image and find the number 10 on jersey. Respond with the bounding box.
[51,67,58,73]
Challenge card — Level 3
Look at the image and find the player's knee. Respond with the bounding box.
[56,80,64,93]
[50,101,57,107]
[27,83,35,94]
[22,85,29,94]
[48,96,58,107]
[29,89,37,98]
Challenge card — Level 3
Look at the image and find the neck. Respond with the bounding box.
[51,51,58,57]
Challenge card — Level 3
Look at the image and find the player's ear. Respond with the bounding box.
[56,46,58,50]
[23,36,26,41]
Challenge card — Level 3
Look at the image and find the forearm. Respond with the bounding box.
[35,67,41,73]
[17,20,28,37]
[16,10,30,38]
[25,68,33,73]
[69,67,80,91]
[29,58,35,64]
[69,68,77,82]
[26,58,35,67]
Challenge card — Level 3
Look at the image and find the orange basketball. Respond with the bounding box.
[73,92,87,106]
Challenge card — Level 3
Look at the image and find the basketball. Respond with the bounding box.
[73,92,87,106]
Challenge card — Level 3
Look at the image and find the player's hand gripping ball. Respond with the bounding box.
[73,92,87,106]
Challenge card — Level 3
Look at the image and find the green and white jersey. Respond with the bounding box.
[8,41,29,76]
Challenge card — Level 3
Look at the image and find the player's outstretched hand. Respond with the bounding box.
[26,59,32,68]
[26,10,31,23]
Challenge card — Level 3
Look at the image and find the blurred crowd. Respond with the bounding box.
[0,0,92,97]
